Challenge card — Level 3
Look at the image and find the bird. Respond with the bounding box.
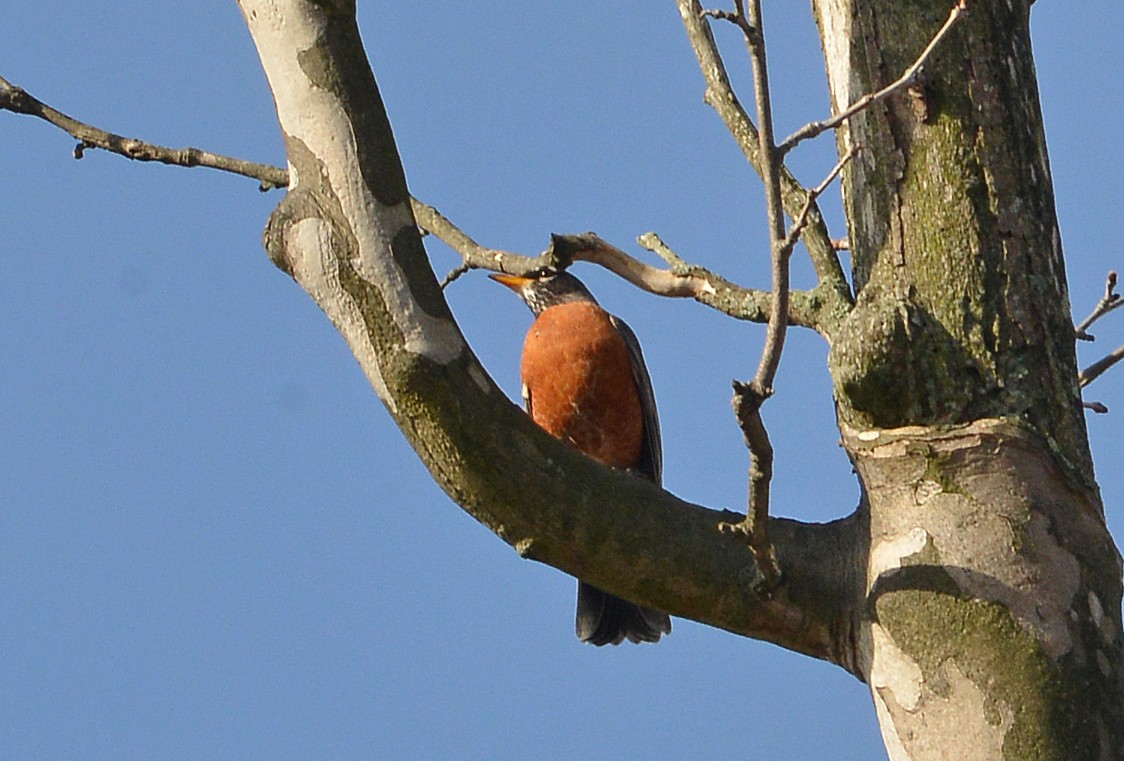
[490,268,671,646]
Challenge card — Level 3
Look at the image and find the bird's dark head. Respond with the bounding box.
[489,269,598,316]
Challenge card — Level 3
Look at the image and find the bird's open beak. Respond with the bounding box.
[489,273,533,292]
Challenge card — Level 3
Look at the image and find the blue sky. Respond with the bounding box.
[3,3,1121,759]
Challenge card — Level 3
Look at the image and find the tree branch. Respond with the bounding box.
[780,145,857,255]
[777,0,971,155]
[1080,345,1124,389]
[678,0,852,311]
[0,74,289,190]
[1,71,838,335]
[696,4,853,589]
[741,0,788,400]
[236,0,860,670]
[1075,270,1122,341]
[718,0,789,586]
[415,197,837,333]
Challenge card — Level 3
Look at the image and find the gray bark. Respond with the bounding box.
[238,0,1124,757]
[814,0,1124,755]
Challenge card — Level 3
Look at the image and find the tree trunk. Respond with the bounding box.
[814,0,1124,755]
[237,0,1124,757]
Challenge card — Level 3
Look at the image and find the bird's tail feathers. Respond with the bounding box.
[576,581,671,646]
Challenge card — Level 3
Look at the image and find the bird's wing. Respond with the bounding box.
[609,314,662,485]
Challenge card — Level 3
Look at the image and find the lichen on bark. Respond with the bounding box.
[820,0,1091,483]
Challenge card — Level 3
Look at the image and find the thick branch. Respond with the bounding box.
[237,0,857,670]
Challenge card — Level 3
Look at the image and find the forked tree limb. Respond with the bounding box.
[678,0,851,305]
[697,0,791,586]
[422,214,839,333]
[1075,271,1122,341]
[233,0,863,673]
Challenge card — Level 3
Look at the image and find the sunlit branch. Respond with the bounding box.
[678,0,851,301]
[1075,270,1122,341]
[777,0,970,156]
[0,74,289,190]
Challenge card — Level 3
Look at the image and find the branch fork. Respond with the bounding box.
[1077,271,1124,394]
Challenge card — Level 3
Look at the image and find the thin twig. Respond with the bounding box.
[0,74,289,190]
[439,262,471,289]
[780,146,858,263]
[636,232,690,272]
[743,0,788,401]
[1083,401,1109,414]
[1075,271,1122,341]
[777,0,970,155]
[680,0,851,302]
[1080,344,1124,389]
[0,73,837,331]
[701,0,757,42]
[701,0,786,587]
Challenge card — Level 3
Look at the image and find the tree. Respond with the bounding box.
[3,2,1122,759]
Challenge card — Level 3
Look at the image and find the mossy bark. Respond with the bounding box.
[239,0,860,666]
[813,0,1124,756]
[241,0,1124,757]
[821,0,1088,472]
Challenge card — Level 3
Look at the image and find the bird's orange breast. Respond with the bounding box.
[521,302,644,470]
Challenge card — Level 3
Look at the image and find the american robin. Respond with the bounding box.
[491,269,671,646]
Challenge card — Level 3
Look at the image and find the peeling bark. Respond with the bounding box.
[848,420,1121,758]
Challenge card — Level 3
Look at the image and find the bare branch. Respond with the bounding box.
[421,200,835,332]
[636,231,690,271]
[688,0,965,577]
[679,0,851,303]
[695,0,789,585]
[0,72,838,334]
[725,381,780,588]
[780,146,858,254]
[1080,344,1124,389]
[1075,270,1122,341]
[701,0,757,42]
[549,233,833,333]
[1083,401,1110,415]
[777,0,970,155]
[0,74,289,190]
[439,262,470,289]
[695,5,854,590]
[741,0,787,399]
